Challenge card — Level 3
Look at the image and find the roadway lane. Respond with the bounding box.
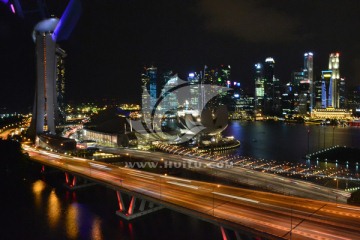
[24,146,360,240]
[99,147,350,203]
[0,128,14,139]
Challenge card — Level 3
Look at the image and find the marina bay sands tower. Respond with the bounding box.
[32,18,59,134]
[29,0,82,135]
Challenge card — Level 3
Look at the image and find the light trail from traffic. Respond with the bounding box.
[24,145,360,240]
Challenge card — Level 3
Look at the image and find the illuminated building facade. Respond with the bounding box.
[321,70,333,108]
[56,47,66,122]
[147,66,158,109]
[32,18,60,135]
[304,52,314,110]
[254,63,264,113]
[310,108,352,119]
[348,86,360,117]
[329,53,341,108]
[263,57,275,115]
[188,72,201,110]
[160,72,179,111]
[339,78,346,108]
[202,64,232,110]
[314,79,323,108]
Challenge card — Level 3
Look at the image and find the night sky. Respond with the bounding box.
[1,0,360,111]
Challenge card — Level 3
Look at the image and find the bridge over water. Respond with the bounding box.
[24,145,360,240]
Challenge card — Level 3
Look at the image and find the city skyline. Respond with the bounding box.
[2,1,360,239]
[1,0,360,111]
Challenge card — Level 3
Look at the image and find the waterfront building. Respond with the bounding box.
[310,107,352,119]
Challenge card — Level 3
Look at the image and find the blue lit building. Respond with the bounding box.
[147,66,158,109]
[321,70,333,108]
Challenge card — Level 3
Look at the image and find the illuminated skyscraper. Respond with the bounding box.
[339,78,346,108]
[321,70,333,108]
[291,71,304,113]
[329,53,340,108]
[56,47,66,122]
[263,57,275,115]
[254,63,264,113]
[219,65,231,86]
[188,72,201,110]
[27,0,81,138]
[145,66,158,109]
[160,71,179,111]
[32,18,60,134]
[304,52,314,110]
[141,68,150,118]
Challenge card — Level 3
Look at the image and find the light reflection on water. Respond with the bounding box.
[48,190,60,228]
[32,180,45,209]
[91,218,103,240]
[66,203,79,239]
[224,121,360,163]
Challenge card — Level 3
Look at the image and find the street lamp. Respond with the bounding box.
[332,126,335,146]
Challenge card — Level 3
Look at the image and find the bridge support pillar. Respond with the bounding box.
[220,226,243,240]
[115,190,163,220]
[64,172,97,190]
[40,165,58,174]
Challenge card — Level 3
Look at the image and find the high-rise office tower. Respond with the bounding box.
[314,78,323,108]
[291,71,305,113]
[56,47,66,122]
[321,70,333,108]
[160,71,179,111]
[304,52,314,110]
[141,68,150,117]
[263,57,275,115]
[188,72,201,110]
[329,53,340,108]
[32,18,60,135]
[147,66,158,109]
[202,65,231,110]
[282,82,295,115]
[254,63,264,113]
[219,65,231,86]
[339,78,346,108]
